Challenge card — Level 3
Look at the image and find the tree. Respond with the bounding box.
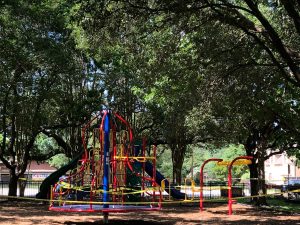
[99,1,300,87]
[174,8,300,204]
[0,0,88,196]
[199,53,300,205]
[65,0,300,200]
[210,144,248,181]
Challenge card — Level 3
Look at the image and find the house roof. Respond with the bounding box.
[27,161,57,172]
[0,160,57,173]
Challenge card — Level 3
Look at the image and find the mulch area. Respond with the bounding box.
[0,201,299,225]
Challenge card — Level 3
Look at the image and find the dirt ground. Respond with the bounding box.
[0,201,299,225]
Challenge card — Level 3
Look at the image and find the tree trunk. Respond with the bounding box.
[8,170,18,197]
[36,150,83,199]
[249,156,267,205]
[18,174,27,197]
[171,145,186,185]
[245,132,268,206]
[172,160,184,185]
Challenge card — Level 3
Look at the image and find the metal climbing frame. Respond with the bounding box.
[49,110,162,221]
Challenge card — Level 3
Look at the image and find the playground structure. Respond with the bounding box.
[199,158,223,212]
[49,110,163,222]
[226,156,253,215]
[158,156,253,215]
[48,109,254,220]
[199,156,253,215]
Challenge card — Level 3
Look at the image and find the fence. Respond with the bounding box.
[1,180,281,200]
[0,180,42,197]
[181,181,251,200]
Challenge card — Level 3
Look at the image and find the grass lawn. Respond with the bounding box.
[267,197,300,213]
[237,196,300,213]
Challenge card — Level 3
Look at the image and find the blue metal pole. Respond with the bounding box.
[103,112,110,210]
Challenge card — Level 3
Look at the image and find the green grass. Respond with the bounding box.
[237,197,300,213]
[267,197,300,213]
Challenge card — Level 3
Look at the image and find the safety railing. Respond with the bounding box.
[0,180,43,197]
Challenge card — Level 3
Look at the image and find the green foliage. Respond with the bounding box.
[157,144,250,183]
[156,146,173,179]
[0,1,104,197]
[1,0,300,200]
[70,0,300,158]
[33,134,58,156]
[209,145,249,181]
[47,154,71,168]
[0,134,9,148]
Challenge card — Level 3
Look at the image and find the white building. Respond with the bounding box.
[265,152,300,185]
[0,161,56,181]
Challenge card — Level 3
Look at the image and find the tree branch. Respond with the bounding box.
[281,0,300,36]
[30,148,62,161]
[0,86,11,156]
[41,129,73,157]
[244,0,300,83]
[0,154,12,170]
[20,134,38,175]
[264,148,285,160]
[40,122,81,131]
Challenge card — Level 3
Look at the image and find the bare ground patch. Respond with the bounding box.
[0,201,299,225]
